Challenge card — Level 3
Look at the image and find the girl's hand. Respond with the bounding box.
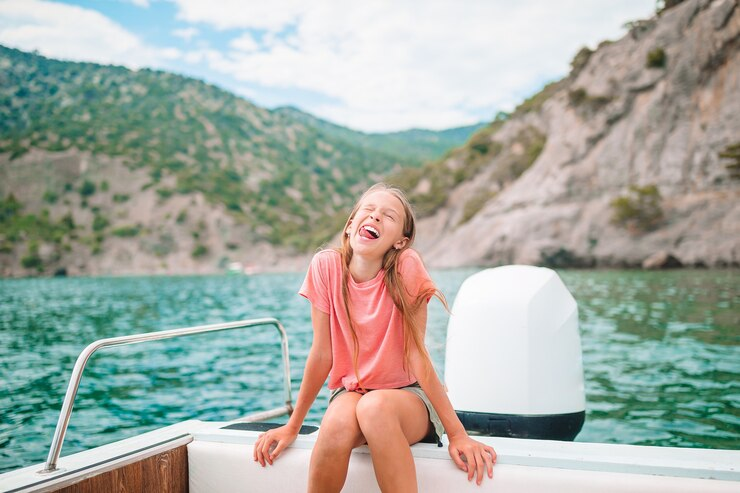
[448,433,497,485]
[252,424,299,467]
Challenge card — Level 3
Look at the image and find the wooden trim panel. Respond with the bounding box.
[56,445,188,493]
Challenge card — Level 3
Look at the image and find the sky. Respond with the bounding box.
[0,0,657,133]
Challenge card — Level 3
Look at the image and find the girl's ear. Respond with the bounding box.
[394,237,409,250]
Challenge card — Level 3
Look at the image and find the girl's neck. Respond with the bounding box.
[349,253,383,283]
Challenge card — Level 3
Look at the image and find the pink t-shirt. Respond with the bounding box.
[298,248,435,391]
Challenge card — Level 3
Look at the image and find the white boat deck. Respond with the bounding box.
[2,420,739,492]
[190,422,740,492]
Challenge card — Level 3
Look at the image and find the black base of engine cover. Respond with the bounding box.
[455,410,585,441]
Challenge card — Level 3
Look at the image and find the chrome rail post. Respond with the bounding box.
[40,318,292,474]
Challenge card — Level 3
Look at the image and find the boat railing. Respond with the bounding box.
[39,318,293,474]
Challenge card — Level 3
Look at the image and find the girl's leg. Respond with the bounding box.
[308,391,366,493]
[355,390,432,493]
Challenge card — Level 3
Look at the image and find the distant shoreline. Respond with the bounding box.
[2,264,739,281]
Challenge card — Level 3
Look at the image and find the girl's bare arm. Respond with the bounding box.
[285,305,333,431]
[408,304,496,485]
[254,305,332,466]
[408,305,466,438]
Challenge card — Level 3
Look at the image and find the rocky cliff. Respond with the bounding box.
[409,0,739,269]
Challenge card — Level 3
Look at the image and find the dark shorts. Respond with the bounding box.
[328,381,444,446]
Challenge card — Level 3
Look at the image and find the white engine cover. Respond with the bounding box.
[445,265,585,415]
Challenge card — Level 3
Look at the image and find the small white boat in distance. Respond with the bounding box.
[226,262,244,275]
[1,266,738,492]
[225,262,261,275]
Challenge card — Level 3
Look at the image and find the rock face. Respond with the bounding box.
[415,0,739,269]
[0,149,308,277]
[642,251,683,269]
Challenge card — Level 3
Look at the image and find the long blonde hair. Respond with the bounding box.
[335,183,448,392]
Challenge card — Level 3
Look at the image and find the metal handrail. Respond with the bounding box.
[39,318,292,474]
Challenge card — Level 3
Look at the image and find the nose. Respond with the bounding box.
[369,212,380,222]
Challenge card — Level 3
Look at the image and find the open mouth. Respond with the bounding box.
[359,225,380,239]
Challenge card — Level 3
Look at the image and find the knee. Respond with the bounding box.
[316,413,363,453]
[355,392,396,433]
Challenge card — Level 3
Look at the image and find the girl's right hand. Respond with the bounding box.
[448,433,496,485]
[253,424,299,466]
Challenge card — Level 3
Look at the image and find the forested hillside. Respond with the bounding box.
[0,45,479,276]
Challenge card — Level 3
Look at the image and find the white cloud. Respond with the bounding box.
[172,26,199,42]
[174,0,308,30]
[182,47,223,65]
[0,0,177,69]
[0,0,658,132]
[229,32,259,53]
[128,0,150,8]
[172,0,656,131]
[160,47,182,60]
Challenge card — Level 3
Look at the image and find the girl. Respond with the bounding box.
[253,183,496,491]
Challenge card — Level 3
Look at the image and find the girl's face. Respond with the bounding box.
[347,190,409,258]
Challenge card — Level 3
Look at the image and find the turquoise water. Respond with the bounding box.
[0,269,738,473]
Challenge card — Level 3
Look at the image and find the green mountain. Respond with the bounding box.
[0,45,480,275]
[273,106,485,162]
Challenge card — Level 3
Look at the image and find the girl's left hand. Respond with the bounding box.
[448,434,497,485]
